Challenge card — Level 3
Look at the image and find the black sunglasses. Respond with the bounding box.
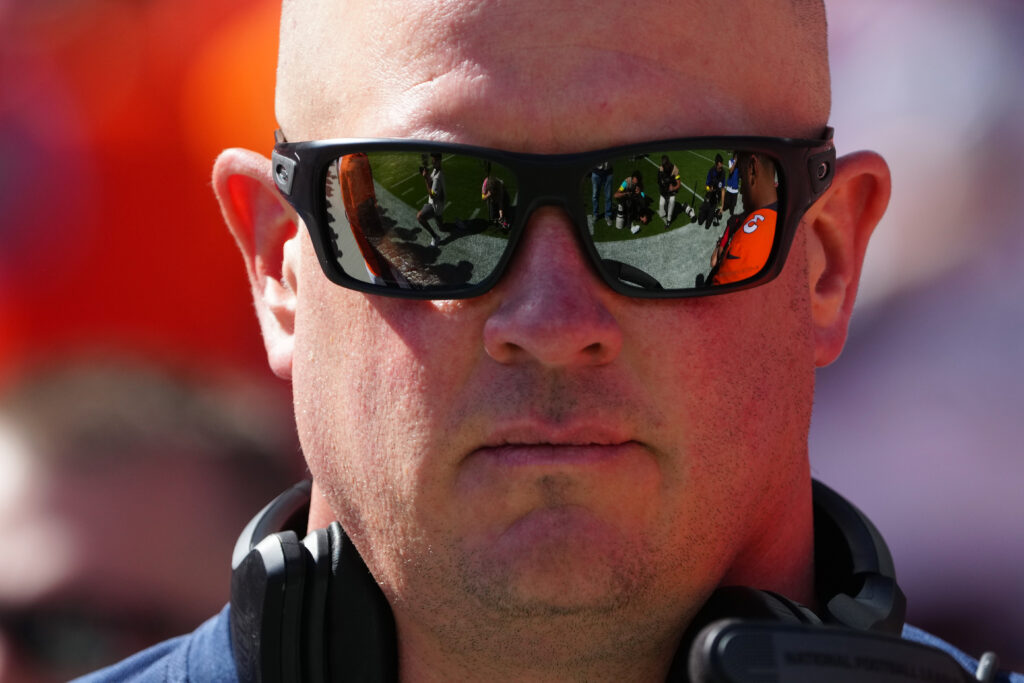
[270,128,835,299]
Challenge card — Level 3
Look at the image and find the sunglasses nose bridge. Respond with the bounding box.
[513,163,590,235]
[504,169,609,291]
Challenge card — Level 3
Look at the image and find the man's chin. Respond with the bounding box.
[456,505,651,617]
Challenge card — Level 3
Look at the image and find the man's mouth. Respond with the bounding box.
[474,442,639,466]
[471,422,640,466]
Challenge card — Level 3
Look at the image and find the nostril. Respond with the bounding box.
[483,296,623,367]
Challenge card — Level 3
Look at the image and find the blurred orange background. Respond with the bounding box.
[0,0,279,381]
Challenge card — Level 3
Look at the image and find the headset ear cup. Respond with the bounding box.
[230,483,399,683]
[230,541,279,683]
[230,530,307,683]
[825,577,906,632]
[301,527,332,683]
[230,481,315,683]
[812,480,906,635]
[324,522,398,682]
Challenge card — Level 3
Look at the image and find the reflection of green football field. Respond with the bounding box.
[364,151,516,238]
[330,152,515,289]
[340,147,747,292]
[588,147,731,243]
[364,147,730,241]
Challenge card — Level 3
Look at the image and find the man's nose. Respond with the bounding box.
[482,208,623,367]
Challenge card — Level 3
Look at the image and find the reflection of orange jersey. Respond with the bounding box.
[711,206,777,286]
[339,153,391,279]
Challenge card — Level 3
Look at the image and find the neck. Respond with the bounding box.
[307,479,339,531]
[719,477,817,608]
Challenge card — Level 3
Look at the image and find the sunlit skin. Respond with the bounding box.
[215,0,889,680]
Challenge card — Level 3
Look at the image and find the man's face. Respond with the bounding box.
[738,153,755,209]
[277,0,828,658]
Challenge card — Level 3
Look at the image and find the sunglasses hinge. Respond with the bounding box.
[807,147,836,196]
[271,150,297,196]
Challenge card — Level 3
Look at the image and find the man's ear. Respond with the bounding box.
[213,148,299,379]
[804,151,891,367]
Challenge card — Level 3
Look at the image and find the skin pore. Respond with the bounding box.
[215,0,889,680]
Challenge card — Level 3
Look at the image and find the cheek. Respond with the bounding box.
[293,289,416,503]
[619,277,815,576]
[629,263,815,485]
[290,272,486,543]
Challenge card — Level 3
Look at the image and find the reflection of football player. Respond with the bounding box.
[416,153,445,247]
[590,162,614,224]
[613,171,651,234]
[698,154,726,228]
[657,155,681,224]
[723,152,740,217]
[481,164,509,229]
[710,152,778,286]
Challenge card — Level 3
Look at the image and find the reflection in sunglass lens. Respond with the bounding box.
[326,152,518,292]
[584,149,782,292]
[324,147,782,296]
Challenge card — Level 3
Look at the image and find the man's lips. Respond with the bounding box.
[480,422,633,448]
[470,423,641,465]
[473,442,641,466]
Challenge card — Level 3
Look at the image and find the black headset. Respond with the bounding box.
[229,480,974,682]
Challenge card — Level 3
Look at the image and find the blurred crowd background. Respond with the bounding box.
[0,0,1020,679]
[812,0,1024,670]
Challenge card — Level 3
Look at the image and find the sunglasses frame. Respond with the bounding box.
[270,128,835,299]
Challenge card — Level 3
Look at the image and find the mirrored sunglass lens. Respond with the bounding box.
[583,149,782,292]
[324,151,518,292]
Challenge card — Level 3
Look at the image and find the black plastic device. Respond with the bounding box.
[688,620,973,682]
[229,481,396,683]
